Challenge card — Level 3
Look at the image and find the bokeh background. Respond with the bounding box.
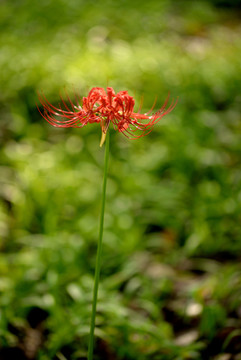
[1,0,241,359]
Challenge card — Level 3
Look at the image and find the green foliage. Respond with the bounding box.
[0,0,241,359]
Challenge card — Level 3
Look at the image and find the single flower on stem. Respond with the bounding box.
[37,86,177,360]
[38,87,177,146]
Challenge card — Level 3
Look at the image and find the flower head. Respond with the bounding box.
[38,87,177,146]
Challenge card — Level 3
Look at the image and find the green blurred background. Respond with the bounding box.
[1,0,241,359]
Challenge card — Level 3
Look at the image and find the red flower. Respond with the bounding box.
[38,87,177,145]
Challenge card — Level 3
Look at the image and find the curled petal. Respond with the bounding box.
[37,91,102,128]
[119,95,178,139]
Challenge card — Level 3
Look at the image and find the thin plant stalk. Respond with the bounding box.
[87,131,110,360]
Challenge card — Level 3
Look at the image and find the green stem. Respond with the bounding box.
[87,131,110,360]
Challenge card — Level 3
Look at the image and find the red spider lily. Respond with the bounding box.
[38,87,177,146]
